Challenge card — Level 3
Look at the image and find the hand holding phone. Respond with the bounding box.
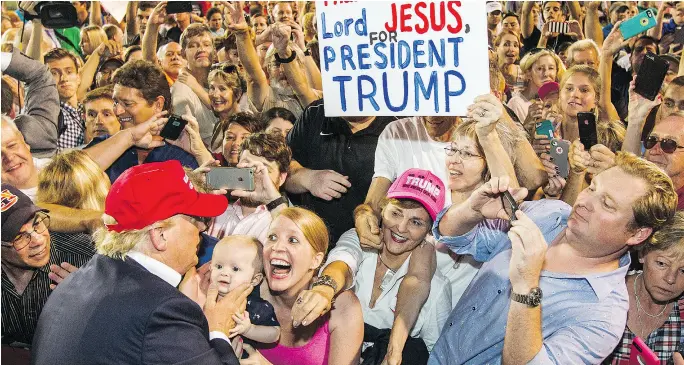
[550,139,571,179]
[535,120,554,140]
[619,9,657,40]
[634,52,669,101]
[577,112,598,149]
[501,191,519,222]
[159,115,188,140]
[207,167,255,191]
[166,2,193,14]
[629,337,659,365]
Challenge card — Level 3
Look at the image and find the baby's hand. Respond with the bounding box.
[228,311,252,338]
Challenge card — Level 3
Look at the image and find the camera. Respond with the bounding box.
[22,2,78,29]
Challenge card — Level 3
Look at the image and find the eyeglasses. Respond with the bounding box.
[645,136,684,154]
[1,213,50,251]
[444,144,483,160]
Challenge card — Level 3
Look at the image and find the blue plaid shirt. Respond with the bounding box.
[86,135,199,183]
[429,199,630,365]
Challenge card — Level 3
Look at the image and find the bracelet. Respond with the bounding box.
[266,196,288,211]
[303,48,311,57]
[274,49,297,64]
[312,274,338,294]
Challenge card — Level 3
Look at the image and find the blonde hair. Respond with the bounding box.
[640,211,684,258]
[452,118,525,181]
[208,67,244,105]
[302,12,316,40]
[37,150,110,211]
[94,216,176,259]
[520,49,565,83]
[566,39,601,67]
[560,65,602,105]
[614,152,677,232]
[275,207,328,254]
[81,25,107,52]
[597,120,626,152]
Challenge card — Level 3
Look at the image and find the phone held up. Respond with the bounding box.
[159,115,188,141]
[166,2,193,14]
[501,191,519,222]
[550,138,570,179]
[619,9,657,40]
[634,52,670,101]
[207,167,255,192]
[628,336,659,365]
[577,112,598,149]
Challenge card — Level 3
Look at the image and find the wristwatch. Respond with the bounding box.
[266,196,288,211]
[312,274,338,294]
[511,287,543,307]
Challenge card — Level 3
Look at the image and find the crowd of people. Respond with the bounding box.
[1,1,684,364]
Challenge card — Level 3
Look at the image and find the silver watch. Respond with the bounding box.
[511,287,543,307]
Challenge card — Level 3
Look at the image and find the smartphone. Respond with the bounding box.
[535,120,554,140]
[634,52,669,101]
[501,190,519,221]
[550,138,570,179]
[159,115,188,140]
[166,2,193,14]
[548,21,569,34]
[673,26,684,45]
[577,112,598,149]
[207,167,255,191]
[619,9,657,40]
[629,337,659,365]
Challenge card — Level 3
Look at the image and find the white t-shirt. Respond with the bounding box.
[20,157,51,202]
[506,92,533,124]
[171,81,219,146]
[374,117,451,205]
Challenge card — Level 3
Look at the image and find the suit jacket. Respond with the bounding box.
[31,254,239,365]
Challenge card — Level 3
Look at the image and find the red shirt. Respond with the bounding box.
[677,185,684,211]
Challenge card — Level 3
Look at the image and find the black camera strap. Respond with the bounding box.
[53,30,83,59]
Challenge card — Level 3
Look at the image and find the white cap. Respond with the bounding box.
[486,2,503,13]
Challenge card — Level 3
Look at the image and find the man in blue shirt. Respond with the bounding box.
[429,152,678,365]
[84,60,210,182]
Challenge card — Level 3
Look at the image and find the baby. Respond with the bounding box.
[210,235,280,346]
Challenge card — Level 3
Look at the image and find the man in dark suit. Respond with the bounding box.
[31,160,251,365]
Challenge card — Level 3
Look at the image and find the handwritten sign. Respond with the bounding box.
[316,1,489,116]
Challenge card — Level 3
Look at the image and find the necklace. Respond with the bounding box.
[634,272,668,318]
[377,254,397,273]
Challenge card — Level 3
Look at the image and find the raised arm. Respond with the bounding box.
[622,81,659,154]
[125,1,138,45]
[647,2,670,40]
[25,19,43,62]
[584,2,604,47]
[141,2,167,64]
[36,203,103,233]
[226,2,270,111]
[3,49,60,156]
[521,1,536,39]
[567,1,582,23]
[271,24,319,109]
[90,1,103,27]
[599,22,625,122]
[77,41,121,102]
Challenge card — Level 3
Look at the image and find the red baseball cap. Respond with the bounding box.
[105,161,228,232]
[538,81,560,101]
[387,168,446,221]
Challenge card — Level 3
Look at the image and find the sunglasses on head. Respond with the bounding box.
[210,63,239,74]
[645,135,684,154]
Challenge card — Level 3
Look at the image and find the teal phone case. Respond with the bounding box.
[619,9,657,40]
[535,120,554,139]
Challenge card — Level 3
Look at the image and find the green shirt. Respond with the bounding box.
[54,27,82,59]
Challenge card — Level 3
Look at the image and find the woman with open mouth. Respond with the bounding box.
[242,207,364,365]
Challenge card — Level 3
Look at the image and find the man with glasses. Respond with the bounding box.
[31,161,253,365]
[1,184,95,349]
[644,113,684,210]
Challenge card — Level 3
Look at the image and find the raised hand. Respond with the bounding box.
[48,262,78,290]
[129,111,168,149]
[271,22,292,54]
[231,160,282,204]
[148,1,168,27]
[468,176,528,221]
[95,39,123,59]
[602,20,627,56]
[222,1,248,32]
[354,205,382,249]
[467,94,505,136]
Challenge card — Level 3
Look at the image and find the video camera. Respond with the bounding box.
[22,2,78,29]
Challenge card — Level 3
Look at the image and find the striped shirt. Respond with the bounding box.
[1,232,95,345]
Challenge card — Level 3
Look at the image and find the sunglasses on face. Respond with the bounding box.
[645,135,684,154]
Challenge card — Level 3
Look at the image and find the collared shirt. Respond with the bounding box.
[86,135,199,183]
[171,81,219,146]
[57,102,85,151]
[429,199,631,365]
[288,99,397,244]
[124,251,229,343]
[126,251,182,287]
[206,200,271,243]
[604,283,683,364]
[1,232,95,345]
[323,228,452,351]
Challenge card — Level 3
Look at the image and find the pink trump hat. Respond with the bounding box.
[387,168,446,220]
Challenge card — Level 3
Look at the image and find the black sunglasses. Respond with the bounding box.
[645,136,684,154]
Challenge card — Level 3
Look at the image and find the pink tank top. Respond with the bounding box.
[259,320,330,365]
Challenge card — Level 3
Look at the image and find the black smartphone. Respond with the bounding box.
[207,167,255,191]
[501,191,519,222]
[674,26,684,45]
[159,115,187,140]
[166,2,193,14]
[634,52,669,101]
[577,112,598,149]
